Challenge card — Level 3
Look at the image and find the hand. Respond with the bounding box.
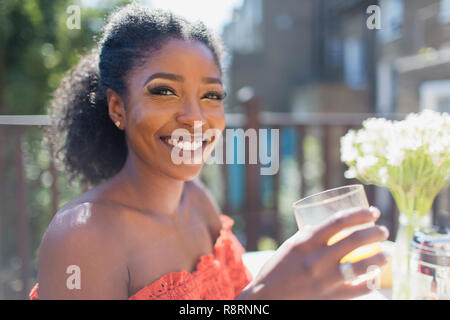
[241,207,389,300]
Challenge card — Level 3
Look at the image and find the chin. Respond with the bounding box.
[163,162,205,181]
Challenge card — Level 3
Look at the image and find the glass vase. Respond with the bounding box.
[392,213,430,300]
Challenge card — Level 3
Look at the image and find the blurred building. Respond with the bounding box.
[222,0,313,112]
[311,0,378,114]
[221,0,450,235]
[222,0,450,114]
[222,0,378,113]
[377,0,450,113]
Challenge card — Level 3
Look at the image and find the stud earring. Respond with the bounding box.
[115,120,121,128]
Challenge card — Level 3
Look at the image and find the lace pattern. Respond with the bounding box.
[30,214,253,300]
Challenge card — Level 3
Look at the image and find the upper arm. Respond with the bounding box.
[37,205,129,300]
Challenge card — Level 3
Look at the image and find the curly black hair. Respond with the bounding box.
[47,3,225,187]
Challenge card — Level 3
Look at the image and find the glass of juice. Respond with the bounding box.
[292,184,381,284]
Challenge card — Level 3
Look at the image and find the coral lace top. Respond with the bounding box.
[29,214,253,300]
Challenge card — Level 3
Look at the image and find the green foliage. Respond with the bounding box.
[0,0,132,115]
[0,0,133,298]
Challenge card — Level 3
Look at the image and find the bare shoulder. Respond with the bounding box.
[37,200,129,299]
[41,201,125,247]
[186,179,223,233]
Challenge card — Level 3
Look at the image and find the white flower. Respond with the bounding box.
[361,142,376,154]
[340,130,358,162]
[341,110,450,195]
[344,166,357,179]
[363,117,392,133]
[356,155,379,172]
[341,147,358,163]
[401,135,423,151]
[355,129,370,144]
[378,167,389,185]
[363,118,393,141]
[386,145,404,166]
[429,139,445,155]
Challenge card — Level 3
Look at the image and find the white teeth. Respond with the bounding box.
[164,137,203,151]
[194,141,202,149]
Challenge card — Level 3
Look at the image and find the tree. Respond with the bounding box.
[0,0,132,299]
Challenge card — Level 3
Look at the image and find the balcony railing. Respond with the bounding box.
[0,105,447,299]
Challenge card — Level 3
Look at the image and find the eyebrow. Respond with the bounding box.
[143,72,222,87]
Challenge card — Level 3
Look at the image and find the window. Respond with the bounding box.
[326,37,343,70]
[224,0,263,54]
[344,38,366,90]
[420,80,450,112]
[275,14,293,30]
[439,0,450,24]
[437,97,450,111]
[378,0,404,43]
[376,62,394,113]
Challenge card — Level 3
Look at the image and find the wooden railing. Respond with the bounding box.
[0,109,447,299]
[222,98,408,251]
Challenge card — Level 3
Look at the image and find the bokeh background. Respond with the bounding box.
[0,0,449,299]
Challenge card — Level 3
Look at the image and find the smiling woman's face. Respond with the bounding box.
[115,38,226,181]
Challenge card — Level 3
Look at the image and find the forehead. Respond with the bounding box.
[129,39,221,84]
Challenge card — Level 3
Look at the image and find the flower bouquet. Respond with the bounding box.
[340,109,450,299]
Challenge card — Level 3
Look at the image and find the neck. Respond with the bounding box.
[113,151,186,218]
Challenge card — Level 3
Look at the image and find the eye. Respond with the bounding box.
[203,91,227,101]
[147,86,176,96]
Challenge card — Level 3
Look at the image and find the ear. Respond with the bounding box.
[106,89,126,130]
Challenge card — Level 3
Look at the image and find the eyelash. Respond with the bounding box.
[148,86,174,96]
[147,86,227,101]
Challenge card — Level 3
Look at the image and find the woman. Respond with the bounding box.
[31,4,389,300]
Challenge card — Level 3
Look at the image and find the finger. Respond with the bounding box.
[325,225,389,262]
[326,251,389,286]
[351,251,389,278]
[313,206,381,245]
[323,282,371,300]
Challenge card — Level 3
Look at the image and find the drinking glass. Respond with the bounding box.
[292,184,381,283]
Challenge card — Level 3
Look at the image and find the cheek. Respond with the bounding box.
[218,115,226,131]
[206,111,226,150]
[128,103,152,128]
[125,105,165,146]
[216,115,226,135]
[206,107,226,130]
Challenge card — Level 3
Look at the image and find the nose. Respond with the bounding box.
[176,98,207,129]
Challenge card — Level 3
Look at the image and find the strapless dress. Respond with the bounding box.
[29,214,253,300]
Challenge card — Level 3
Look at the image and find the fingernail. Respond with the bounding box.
[379,226,389,238]
[369,206,380,219]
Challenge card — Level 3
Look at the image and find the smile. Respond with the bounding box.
[159,135,214,152]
